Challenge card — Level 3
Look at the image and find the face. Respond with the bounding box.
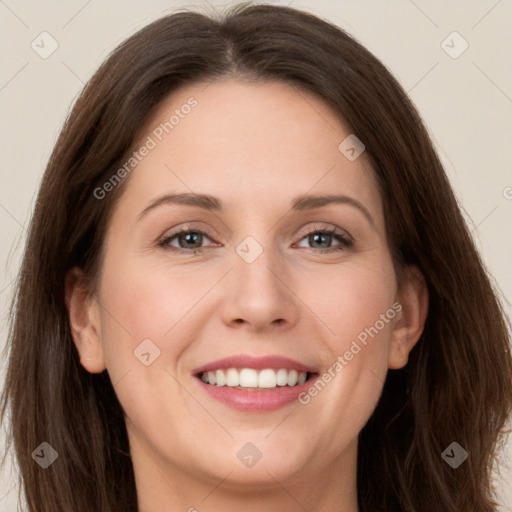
[68,78,425,501]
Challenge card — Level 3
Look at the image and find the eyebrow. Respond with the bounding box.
[137,192,375,227]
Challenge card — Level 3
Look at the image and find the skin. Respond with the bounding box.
[66,78,428,512]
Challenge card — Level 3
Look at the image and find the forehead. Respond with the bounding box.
[114,78,383,227]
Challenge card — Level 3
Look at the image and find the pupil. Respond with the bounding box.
[181,233,201,248]
[311,233,329,248]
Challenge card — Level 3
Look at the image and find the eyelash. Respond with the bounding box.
[158,225,353,255]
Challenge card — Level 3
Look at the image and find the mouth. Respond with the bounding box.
[192,355,320,411]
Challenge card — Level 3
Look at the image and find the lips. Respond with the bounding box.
[192,355,320,412]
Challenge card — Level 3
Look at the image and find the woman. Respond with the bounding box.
[1,3,511,511]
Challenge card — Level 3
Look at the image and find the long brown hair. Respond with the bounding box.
[2,3,511,511]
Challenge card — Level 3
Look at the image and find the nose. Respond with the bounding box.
[220,244,300,333]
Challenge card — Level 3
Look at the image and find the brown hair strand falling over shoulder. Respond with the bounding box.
[1,3,512,511]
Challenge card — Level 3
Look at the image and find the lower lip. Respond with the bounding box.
[195,374,319,412]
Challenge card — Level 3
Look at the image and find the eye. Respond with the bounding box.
[294,225,353,253]
[159,228,214,254]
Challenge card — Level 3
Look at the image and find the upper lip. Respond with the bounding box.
[192,355,318,375]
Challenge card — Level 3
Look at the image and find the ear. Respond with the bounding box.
[65,267,106,373]
[388,265,429,369]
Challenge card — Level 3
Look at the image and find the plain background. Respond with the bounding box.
[1,0,511,509]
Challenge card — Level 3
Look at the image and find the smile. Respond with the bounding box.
[193,355,320,411]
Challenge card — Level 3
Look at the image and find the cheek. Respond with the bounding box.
[96,256,204,380]
[101,249,211,329]
[95,258,212,438]
[293,258,397,426]
[297,256,397,355]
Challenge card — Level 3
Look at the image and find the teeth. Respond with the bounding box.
[288,369,298,386]
[258,369,276,388]
[215,369,226,387]
[276,368,288,386]
[239,368,258,387]
[200,368,309,389]
[225,368,239,387]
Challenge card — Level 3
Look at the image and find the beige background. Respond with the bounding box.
[1,0,511,509]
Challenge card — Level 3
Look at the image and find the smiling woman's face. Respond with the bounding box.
[67,78,426,508]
